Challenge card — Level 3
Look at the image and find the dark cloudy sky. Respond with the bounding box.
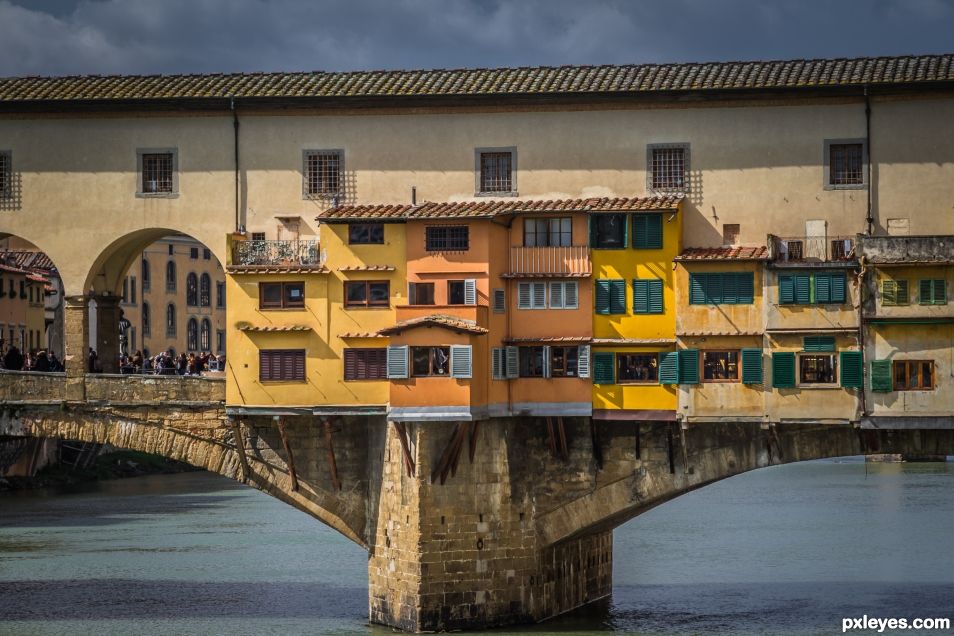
[1,0,953,77]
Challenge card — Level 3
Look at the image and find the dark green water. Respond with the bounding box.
[1,459,953,635]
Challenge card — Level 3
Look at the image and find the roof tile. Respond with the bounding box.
[675,246,770,261]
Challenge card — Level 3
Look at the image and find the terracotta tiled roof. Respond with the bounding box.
[505,337,591,344]
[237,324,311,332]
[0,263,31,276]
[337,265,396,272]
[590,338,677,346]
[4,55,953,103]
[678,330,763,337]
[0,251,57,272]
[378,314,489,336]
[339,331,387,339]
[320,195,682,221]
[675,246,770,261]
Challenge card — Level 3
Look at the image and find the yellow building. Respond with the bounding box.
[0,263,48,358]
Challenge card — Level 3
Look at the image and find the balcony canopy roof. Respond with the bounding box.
[378,314,489,336]
[675,246,770,261]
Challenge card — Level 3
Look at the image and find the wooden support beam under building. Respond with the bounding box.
[229,418,251,484]
[392,421,415,477]
[323,418,341,492]
[468,420,480,464]
[431,422,469,485]
[274,416,299,492]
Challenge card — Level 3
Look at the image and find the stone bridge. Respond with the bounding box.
[2,370,953,631]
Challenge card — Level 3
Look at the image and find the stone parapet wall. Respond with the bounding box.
[85,374,225,404]
[0,370,66,402]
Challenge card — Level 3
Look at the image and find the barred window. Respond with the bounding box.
[0,151,10,197]
[649,145,688,191]
[479,151,513,193]
[304,150,342,196]
[425,226,469,251]
[141,152,174,193]
[829,143,864,186]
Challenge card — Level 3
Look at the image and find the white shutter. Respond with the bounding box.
[577,344,590,378]
[543,345,551,378]
[387,345,408,379]
[532,282,546,309]
[517,282,531,309]
[450,345,473,378]
[464,279,477,305]
[565,282,579,309]
[549,282,564,309]
[491,348,504,380]
[492,288,506,313]
[505,346,519,379]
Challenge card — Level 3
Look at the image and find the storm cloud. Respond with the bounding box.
[1,0,952,77]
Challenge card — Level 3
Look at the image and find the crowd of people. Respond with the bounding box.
[116,350,224,376]
[1,345,64,372]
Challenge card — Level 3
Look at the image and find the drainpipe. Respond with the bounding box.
[857,255,869,420]
[231,96,241,233]
[864,86,873,236]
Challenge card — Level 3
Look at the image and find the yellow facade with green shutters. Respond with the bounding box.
[590,207,682,416]
[225,221,406,410]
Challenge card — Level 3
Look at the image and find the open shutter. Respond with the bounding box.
[632,280,649,314]
[542,345,552,378]
[741,348,763,384]
[532,282,547,309]
[830,271,846,303]
[592,351,615,384]
[450,345,472,379]
[505,346,519,379]
[795,274,811,304]
[772,352,796,388]
[803,336,835,352]
[564,282,579,309]
[463,279,477,305]
[689,273,706,305]
[779,275,795,304]
[491,348,504,380]
[595,280,610,314]
[870,360,892,392]
[658,351,679,384]
[737,272,755,304]
[387,345,408,379]
[577,345,590,378]
[840,351,863,388]
[549,282,564,309]
[678,349,699,384]
[610,280,626,314]
[648,279,664,313]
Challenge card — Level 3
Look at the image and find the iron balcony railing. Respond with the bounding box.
[769,235,856,263]
[232,240,322,267]
[509,245,591,276]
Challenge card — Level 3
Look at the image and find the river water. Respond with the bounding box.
[1,459,953,635]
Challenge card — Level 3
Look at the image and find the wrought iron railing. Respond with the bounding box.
[770,235,856,263]
[509,245,591,276]
[232,240,321,267]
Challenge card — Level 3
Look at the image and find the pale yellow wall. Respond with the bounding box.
[675,262,765,335]
[765,269,860,331]
[591,346,678,412]
[871,265,954,318]
[868,324,954,417]
[678,335,765,420]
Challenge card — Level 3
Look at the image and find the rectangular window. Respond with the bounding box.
[702,350,740,382]
[723,224,740,246]
[259,349,305,382]
[549,346,579,378]
[168,244,175,255]
[648,144,689,192]
[492,288,506,313]
[0,151,10,198]
[189,247,198,259]
[519,346,546,378]
[216,281,225,308]
[131,277,137,304]
[478,150,514,194]
[632,279,664,314]
[408,282,435,305]
[617,353,659,383]
[140,151,174,194]
[259,282,305,309]
[829,143,864,186]
[203,248,211,260]
[548,281,578,309]
[251,232,266,242]
[881,279,909,306]
[448,280,466,305]
[216,330,225,354]
[344,348,388,381]
[689,272,755,305]
[348,223,385,245]
[778,272,845,305]
[892,360,934,391]
[523,217,571,247]
[411,346,450,377]
[595,279,626,315]
[517,281,547,310]
[799,353,837,385]
[590,214,627,249]
[425,226,469,251]
[919,279,947,305]
[344,281,389,308]
[632,213,663,249]
[304,150,342,196]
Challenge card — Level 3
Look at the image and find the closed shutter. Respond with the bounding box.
[741,348,763,384]
[705,274,723,305]
[632,279,649,314]
[609,280,626,314]
[648,279,664,313]
[815,273,832,304]
[803,336,835,352]
[592,351,615,384]
[492,288,506,313]
[564,282,578,309]
[260,350,305,381]
[779,275,795,304]
[658,351,679,384]
[344,349,357,381]
[772,352,796,388]
[689,273,706,305]
[464,279,477,305]
[737,272,755,304]
[491,348,504,380]
[518,282,531,309]
[387,345,408,379]
[840,351,863,388]
[633,213,663,249]
[542,345,551,378]
[550,282,565,309]
[919,279,934,305]
[632,214,646,248]
[870,360,892,392]
[450,345,472,379]
[794,274,811,304]
[595,280,611,314]
[881,280,898,306]
[678,348,699,384]
[370,348,386,379]
[532,282,547,309]
[259,350,272,381]
[577,345,590,378]
[830,271,846,303]
[505,346,519,379]
[722,273,738,304]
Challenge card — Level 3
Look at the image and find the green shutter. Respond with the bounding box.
[896,280,909,305]
[741,348,763,384]
[881,280,898,306]
[592,352,615,384]
[632,213,662,249]
[737,273,755,304]
[772,352,796,388]
[935,279,947,304]
[840,351,863,388]
[659,351,679,384]
[803,336,835,352]
[622,214,629,248]
[689,273,706,305]
[609,280,626,314]
[870,360,892,392]
[648,279,664,313]
[815,273,831,304]
[632,280,649,314]
[830,271,846,304]
[779,275,795,304]
[632,214,645,248]
[722,273,738,304]
[705,273,723,304]
[795,274,811,304]
[595,280,611,314]
[678,349,699,384]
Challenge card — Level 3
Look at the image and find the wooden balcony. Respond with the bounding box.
[507,245,591,278]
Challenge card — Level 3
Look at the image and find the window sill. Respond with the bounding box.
[258,307,307,311]
[475,191,518,198]
[823,184,867,191]
[344,305,391,310]
[303,192,340,201]
[795,383,841,389]
[136,192,179,199]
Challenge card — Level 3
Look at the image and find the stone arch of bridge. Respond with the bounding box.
[12,408,368,548]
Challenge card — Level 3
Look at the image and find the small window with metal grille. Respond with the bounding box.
[0,151,10,198]
[648,143,689,192]
[475,147,516,196]
[824,139,866,190]
[303,150,342,197]
[425,226,469,251]
[138,150,176,195]
[250,232,266,242]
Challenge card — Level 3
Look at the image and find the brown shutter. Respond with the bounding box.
[372,348,386,379]
[259,350,272,381]
[293,350,305,380]
[344,349,357,381]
